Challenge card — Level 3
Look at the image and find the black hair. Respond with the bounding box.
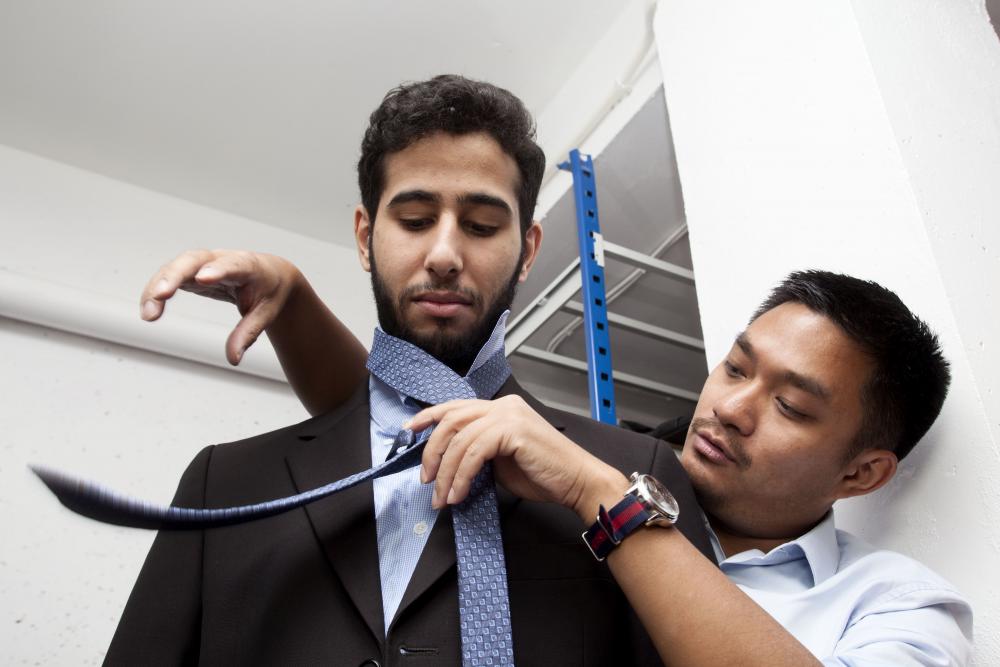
[752,270,950,461]
[358,74,545,234]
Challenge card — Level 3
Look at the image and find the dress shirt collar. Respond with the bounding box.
[465,310,510,376]
[369,310,509,434]
[706,511,840,587]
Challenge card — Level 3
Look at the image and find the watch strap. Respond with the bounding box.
[582,493,652,561]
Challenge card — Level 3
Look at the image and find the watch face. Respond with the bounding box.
[638,475,679,522]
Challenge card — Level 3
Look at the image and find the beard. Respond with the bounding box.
[369,244,523,375]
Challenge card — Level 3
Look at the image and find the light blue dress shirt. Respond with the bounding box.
[369,312,509,636]
[709,511,973,665]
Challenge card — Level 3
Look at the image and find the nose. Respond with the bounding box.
[713,381,757,437]
[423,215,463,279]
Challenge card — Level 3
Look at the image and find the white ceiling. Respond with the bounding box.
[0,0,638,247]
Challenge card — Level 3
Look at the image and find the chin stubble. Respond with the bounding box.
[369,243,523,375]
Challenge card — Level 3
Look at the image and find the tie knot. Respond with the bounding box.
[367,329,511,405]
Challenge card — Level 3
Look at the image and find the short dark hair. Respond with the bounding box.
[358,74,546,234]
[751,270,950,461]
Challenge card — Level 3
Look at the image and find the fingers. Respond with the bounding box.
[432,417,496,509]
[224,296,282,365]
[189,251,263,290]
[405,403,453,434]
[411,401,480,483]
[140,249,216,321]
[140,249,274,321]
[408,400,503,510]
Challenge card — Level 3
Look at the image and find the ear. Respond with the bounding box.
[355,205,372,272]
[517,221,543,282]
[835,449,898,500]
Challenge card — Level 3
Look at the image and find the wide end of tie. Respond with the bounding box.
[29,464,167,530]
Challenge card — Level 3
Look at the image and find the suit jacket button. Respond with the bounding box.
[359,660,380,667]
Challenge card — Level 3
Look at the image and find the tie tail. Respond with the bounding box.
[29,464,170,530]
[26,439,427,531]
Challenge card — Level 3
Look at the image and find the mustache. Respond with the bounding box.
[398,282,482,308]
[690,417,752,469]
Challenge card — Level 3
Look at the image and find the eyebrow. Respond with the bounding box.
[735,332,756,360]
[783,370,831,402]
[456,192,514,217]
[385,190,514,219]
[734,332,831,402]
[386,190,440,208]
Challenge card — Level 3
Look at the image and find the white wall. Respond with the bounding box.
[0,318,307,665]
[0,145,378,664]
[655,1,1000,663]
[0,144,378,368]
[850,0,1000,451]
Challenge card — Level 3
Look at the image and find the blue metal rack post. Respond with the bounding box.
[558,149,617,424]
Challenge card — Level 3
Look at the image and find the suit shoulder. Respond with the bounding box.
[545,407,672,469]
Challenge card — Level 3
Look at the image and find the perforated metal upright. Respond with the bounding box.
[558,149,617,424]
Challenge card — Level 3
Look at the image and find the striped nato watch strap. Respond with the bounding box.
[582,493,653,562]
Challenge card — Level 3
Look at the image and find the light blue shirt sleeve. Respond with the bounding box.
[822,599,972,666]
[711,512,973,666]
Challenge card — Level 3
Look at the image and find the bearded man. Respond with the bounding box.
[107,75,712,666]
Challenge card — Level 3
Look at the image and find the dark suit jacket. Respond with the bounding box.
[106,378,713,666]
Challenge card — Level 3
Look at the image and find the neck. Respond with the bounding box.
[707,512,826,558]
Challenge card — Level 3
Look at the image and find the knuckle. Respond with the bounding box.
[451,472,469,490]
[501,395,527,412]
[463,439,480,459]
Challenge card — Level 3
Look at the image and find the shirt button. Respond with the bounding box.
[413,521,428,535]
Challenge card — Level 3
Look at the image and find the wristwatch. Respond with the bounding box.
[582,472,679,561]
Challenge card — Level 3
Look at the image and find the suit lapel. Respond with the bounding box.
[285,383,385,643]
[392,376,565,627]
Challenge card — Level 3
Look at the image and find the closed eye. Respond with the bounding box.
[465,221,499,236]
[723,360,745,378]
[776,397,808,420]
[399,218,432,230]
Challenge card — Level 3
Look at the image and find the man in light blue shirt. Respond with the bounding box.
[409,269,973,665]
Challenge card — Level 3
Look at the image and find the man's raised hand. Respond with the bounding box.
[139,249,304,365]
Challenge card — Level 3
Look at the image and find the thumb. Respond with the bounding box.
[225,298,281,365]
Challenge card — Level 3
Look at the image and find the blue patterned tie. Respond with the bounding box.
[367,328,515,667]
